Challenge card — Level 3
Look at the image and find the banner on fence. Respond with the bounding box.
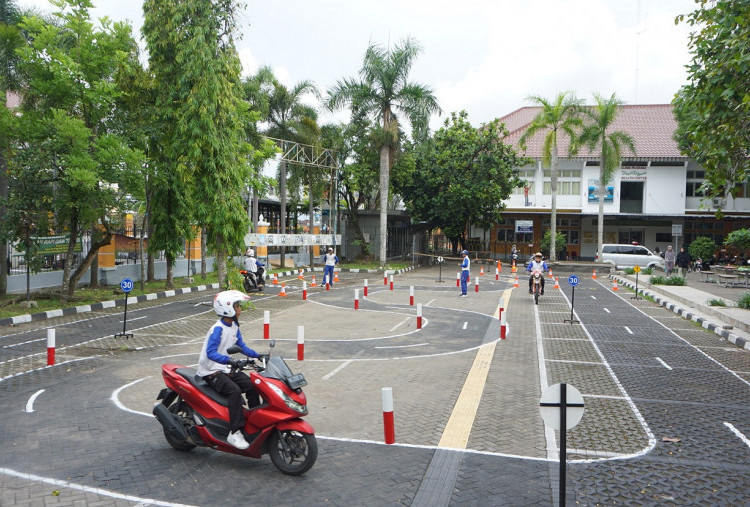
[244,233,342,247]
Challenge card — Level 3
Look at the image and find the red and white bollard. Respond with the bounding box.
[364,279,368,297]
[500,307,507,339]
[456,272,460,287]
[409,286,414,306]
[302,281,307,300]
[384,271,388,286]
[382,387,395,444]
[325,275,330,291]
[354,289,359,310]
[475,276,479,293]
[47,328,55,366]
[389,275,394,291]
[297,326,304,361]
[417,303,423,329]
[495,267,499,281]
[263,310,270,339]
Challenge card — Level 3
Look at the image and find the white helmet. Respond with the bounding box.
[245,248,254,257]
[214,290,250,317]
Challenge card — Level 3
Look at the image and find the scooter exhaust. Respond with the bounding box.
[153,403,189,443]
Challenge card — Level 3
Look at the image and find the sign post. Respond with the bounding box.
[115,278,134,339]
[436,256,445,283]
[540,383,585,507]
[632,265,642,300]
[564,275,580,324]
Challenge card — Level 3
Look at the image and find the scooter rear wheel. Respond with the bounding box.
[268,430,317,476]
[164,401,196,452]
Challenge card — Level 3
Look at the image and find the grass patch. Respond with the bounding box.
[649,275,686,286]
[708,298,728,307]
[737,293,750,310]
[624,267,653,275]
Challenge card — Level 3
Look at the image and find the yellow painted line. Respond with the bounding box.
[438,289,513,449]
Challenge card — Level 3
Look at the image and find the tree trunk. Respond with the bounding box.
[379,143,389,267]
[147,217,155,282]
[550,145,558,261]
[308,181,314,268]
[597,162,605,262]
[201,226,207,279]
[66,231,111,298]
[165,252,174,289]
[0,149,7,296]
[279,158,287,270]
[216,234,225,288]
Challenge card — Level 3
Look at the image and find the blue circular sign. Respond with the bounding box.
[568,275,579,287]
[120,278,134,293]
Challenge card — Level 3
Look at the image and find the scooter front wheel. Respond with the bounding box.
[534,292,539,305]
[268,430,317,476]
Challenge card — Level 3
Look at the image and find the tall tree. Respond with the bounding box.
[397,110,525,253]
[0,0,23,295]
[518,92,583,261]
[328,36,440,266]
[578,93,635,262]
[673,0,750,211]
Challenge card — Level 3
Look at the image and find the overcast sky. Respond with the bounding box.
[19,0,698,131]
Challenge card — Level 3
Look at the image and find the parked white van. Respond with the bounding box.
[598,244,665,270]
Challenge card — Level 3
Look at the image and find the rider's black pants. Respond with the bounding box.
[206,371,259,433]
[528,274,545,292]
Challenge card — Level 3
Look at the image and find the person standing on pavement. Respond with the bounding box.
[196,290,264,450]
[459,250,470,297]
[665,245,676,276]
[322,247,339,287]
[676,247,691,277]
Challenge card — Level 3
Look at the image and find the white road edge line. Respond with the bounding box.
[322,350,365,380]
[655,357,673,370]
[389,317,410,332]
[603,308,610,313]
[111,377,152,417]
[624,326,633,334]
[463,322,468,330]
[374,343,429,350]
[724,422,750,450]
[25,389,45,413]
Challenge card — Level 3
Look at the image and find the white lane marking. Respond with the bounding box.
[3,337,45,349]
[463,322,468,330]
[656,357,673,370]
[111,377,152,417]
[374,343,428,350]
[121,316,147,323]
[0,467,195,506]
[424,298,436,307]
[322,350,364,380]
[25,389,45,413]
[724,422,750,450]
[624,326,633,334]
[389,317,410,332]
[603,308,610,313]
[533,301,559,462]
[591,296,597,300]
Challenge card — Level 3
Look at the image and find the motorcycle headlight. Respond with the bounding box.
[267,383,307,414]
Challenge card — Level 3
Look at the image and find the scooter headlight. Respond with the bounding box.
[267,383,307,414]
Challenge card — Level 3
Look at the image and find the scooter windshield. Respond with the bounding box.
[261,356,294,381]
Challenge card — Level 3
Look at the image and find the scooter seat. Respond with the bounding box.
[175,367,231,407]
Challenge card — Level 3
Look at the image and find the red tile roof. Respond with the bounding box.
[499,104,685,160]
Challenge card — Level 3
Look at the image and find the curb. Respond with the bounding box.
[611,274,750,352]
[0,283,221,328]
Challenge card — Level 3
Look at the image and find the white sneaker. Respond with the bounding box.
[227,430,249,450]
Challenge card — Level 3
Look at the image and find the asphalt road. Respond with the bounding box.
[1,266,748,506]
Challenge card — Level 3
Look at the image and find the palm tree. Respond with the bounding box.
[518,92,583,261]
[261,70,318,269]
[328,36,440,267]
[0,0,24,295]
[578,93,635,261]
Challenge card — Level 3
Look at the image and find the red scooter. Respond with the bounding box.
[153,342,317,475]
[531,268,543,305]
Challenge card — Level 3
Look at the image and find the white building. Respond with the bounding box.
[485,104,750,261]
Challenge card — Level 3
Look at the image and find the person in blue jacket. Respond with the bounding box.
[459,250,470,297]
[526,252,548,294]
[322,247,339,287]
[196,290,266,450]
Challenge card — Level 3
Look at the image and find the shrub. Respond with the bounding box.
[625,267,652,275]
[708,298,727,307]
[688,236,717,262]
[650,275,686,286]
[737,293,750,310]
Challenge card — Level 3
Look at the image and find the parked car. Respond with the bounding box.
[597,244,665,270]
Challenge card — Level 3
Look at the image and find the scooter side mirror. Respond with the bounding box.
[269,339,275,349]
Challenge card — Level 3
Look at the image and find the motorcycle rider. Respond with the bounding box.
[526,252,548,295]
[243,248,265,289]
[196,290,265,450]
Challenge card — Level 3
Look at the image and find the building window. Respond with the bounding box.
[686,170,705,197]
[513,169,535,195]
[542,169,580,195]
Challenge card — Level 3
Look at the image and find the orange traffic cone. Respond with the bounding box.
[612,279,619,291]
[310,275,317,287]
[298,269,304,280]
[511,260,517,273]
[548,268,553,278]
[334,271,339,282]
[480,266,485,276]
[497,261,502,273]
[278,282,287,297]
[554,277,560,289]
[592,270,597,280]
[272,273,279,285]
[513,275,519,288]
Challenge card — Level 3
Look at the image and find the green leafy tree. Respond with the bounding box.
[725,229,750,253]
[673,1,750,212]
[687,236,716,262]
[518,92,583,261]
[397,110,525,253]
[541,230,567,260]
[578,93,635,262]
[14,1,143,299]
[328,36,440,266]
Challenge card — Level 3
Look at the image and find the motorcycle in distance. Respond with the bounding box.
[530,268,543,305]
[152,340,317,476]
[240,266,265,293]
